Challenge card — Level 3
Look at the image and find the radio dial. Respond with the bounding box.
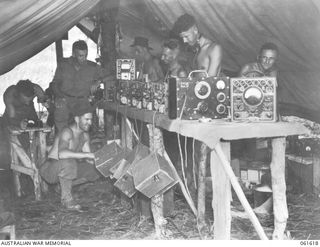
[217,92,226,102]
[216,80,226,90]
[198,102,209,113]
[216,104,226,114]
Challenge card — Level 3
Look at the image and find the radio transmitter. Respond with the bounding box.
[116,59,136,80]
[168,72,230,120]
[230,77,277,122]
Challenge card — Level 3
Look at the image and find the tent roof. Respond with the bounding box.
[1,0,320,122]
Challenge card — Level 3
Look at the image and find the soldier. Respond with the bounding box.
[40,102,100,210]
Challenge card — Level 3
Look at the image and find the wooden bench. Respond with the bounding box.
[9,126,51,201]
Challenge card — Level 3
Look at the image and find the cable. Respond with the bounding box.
[192,138,197,189]
[177,133,192,199]
[178,94,188,120]
[184,136,188,168]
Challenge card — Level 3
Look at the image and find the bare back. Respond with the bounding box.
[196,36,222,77]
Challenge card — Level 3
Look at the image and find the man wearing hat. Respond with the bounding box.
[40,101,100,210]
[3,79,47,150]
[130,36,164,82]
[172,13,223,77]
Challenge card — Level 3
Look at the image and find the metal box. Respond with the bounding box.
[114,144,150,197]
[94,142,126,177]
[132,152,178,198]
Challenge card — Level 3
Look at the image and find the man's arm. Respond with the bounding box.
[207,44,223,77]
[239,64,251,77]
[3,87,16,120]
[32,83,46,103]
[58,129,94,160]
[81,133,95,164]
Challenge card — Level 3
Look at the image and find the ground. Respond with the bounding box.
[2,177,320,240]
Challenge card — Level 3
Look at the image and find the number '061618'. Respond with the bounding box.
[300,241,319,246]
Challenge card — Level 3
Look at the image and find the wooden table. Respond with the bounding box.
[100,102,309,239]
[8,126,51,201]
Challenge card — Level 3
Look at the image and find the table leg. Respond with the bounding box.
[271,137,288,239]
[197,142,208,232]
[38,132,48,193]
[211,141,231,239]
[29,131,41,201]
[121,117,133,149]
[147,124,167,239]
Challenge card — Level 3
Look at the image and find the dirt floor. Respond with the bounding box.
[2,177,319,240]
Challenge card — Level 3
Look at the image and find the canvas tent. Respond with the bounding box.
[1,0,320,122]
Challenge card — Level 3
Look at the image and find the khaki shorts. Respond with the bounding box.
[40,158,100,184]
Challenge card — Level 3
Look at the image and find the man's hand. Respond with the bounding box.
[20,119,28,130]
[85,152,95,160]
[90,80,101,95]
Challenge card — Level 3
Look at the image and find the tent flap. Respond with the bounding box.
[0,0,100,74]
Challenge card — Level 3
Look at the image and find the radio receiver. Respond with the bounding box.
[116,59,136,80]
[230,77,277,122]
[168,71,230,120]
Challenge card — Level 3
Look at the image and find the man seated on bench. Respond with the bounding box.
[40,102,100,210]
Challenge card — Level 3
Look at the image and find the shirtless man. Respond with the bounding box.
[40,102,100,210]
[172,14,224,229]
[172,13,223,77]
[161,38,188,78]
[3,80,47,150]
[240,42,279,78]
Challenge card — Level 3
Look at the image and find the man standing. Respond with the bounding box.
[3,79,46,150]
[172,13,224,230]
[239,42,279,78]
[131,36,164,82]
[40,102,100,210]
[172,13,223,77]
[51,40,106,133]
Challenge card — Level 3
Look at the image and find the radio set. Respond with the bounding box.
[168,71,230,120]
[230,77,277,122]
[111,66,278,122]
[116,59,136,80]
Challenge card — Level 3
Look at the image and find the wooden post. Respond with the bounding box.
[211,141,231,239]
[313,155,320,194]
[120,116,133,207]
[121,117,133,150]
[29,131,41,201]
[38,131,48,193]
[55,39,63,63]
[147,124,167,239]
[99,1,119,137]
[197,142,208,232]
[271,137,288,239]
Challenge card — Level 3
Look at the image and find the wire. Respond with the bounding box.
[178,94,188,120]
[177,133,192,199]
[184,136,188,168]
[192,138,197,189]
